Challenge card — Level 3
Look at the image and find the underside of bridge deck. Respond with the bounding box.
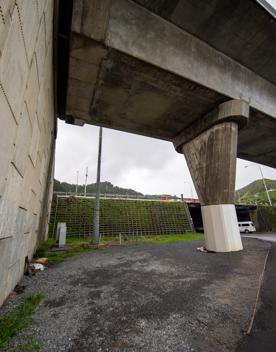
[58,0,276,168]
[56,0,276,251]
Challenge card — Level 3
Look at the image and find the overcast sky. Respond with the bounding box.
[55,120,276,198]
[55,1,276,198]
[267,0,276,8]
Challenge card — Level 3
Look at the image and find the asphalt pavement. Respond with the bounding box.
[243,233,276,243]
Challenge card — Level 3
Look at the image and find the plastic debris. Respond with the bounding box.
[197,246,208,253]
[197,246,216,253]
[30,263,45,271]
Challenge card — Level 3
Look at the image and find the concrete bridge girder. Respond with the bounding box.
[66,0,276,168]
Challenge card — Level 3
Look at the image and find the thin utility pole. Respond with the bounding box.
[92,127,103,245]
[75,170,79,194]
[259,166,272,206]
[84,166,88,196]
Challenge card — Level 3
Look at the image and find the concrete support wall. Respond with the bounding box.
[0,0,55,305]
[182,123,243,252]
[182,122,238,206]
[175,100,249,252]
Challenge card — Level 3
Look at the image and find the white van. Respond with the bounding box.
[238,221,256,234]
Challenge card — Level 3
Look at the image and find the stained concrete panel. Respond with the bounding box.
[24,55,40,126]
[0,0,15,57]
[44,0,54,56]
[0,164,23,239]
[0,237,12,305]
[8,207,27,267]
[0,0,55,306]
[17,0,40,64]
[0,89,17,196]
[19,157,35,211]
[12,102,32,177]
[29,114,40,167]
[0,6,28,123]
[34,16,46,87]
[5,260,22,301]
[36,0,46,21]
[39,151,46,186]
[23,210,36,235]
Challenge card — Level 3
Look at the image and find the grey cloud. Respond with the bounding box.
[55,120,276,197]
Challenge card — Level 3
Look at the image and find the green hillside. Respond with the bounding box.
[236,179,276,205]
[54,179,143,196]
[53,179,180,199]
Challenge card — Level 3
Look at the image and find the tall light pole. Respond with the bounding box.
[92,127,103,245]
[84,166,88,196]
[245,164,272,206]
[75,170,79,194]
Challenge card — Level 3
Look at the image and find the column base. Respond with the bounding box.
[202,204,243,252]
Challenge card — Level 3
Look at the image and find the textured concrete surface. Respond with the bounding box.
[0,238,271,351]
[133,0,276,86]
[183,123,238,205]
[0,0,55,305]
[65,0,276,168]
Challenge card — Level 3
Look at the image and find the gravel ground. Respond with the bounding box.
[237,243,276,351]
[0,238,270,352]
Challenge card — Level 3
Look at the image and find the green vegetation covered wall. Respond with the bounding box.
[256,206,276,232]
[49,196,194,237]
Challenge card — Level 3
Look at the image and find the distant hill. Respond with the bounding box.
[236,179,276,205]
[53,179,180,199]
[54,178,276,204]
[53,179,143,196]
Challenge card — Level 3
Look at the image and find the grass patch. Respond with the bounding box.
[45,237,93,264]
[9,338,42,352]
[35,238,56,257]
[0,294,43,349]
[141,232,204,244]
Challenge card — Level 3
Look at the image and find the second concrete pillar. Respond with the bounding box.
[174,100,249,252]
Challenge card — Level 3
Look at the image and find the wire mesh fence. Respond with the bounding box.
[48,194,194,237]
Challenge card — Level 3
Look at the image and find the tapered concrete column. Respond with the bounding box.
[174,100,249,252]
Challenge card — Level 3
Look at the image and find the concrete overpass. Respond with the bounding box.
[55,0,276,251]
[56,0,276,252]
[58,0,276,166]
[0,0,275,306]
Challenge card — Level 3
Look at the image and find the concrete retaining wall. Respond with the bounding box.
[0,0,55,305]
